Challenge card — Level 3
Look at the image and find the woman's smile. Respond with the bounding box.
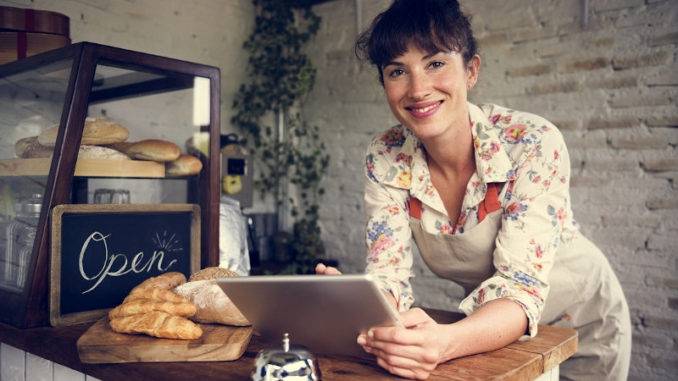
[406,100,444,119]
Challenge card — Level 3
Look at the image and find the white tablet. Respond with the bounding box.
[217,274,401,357]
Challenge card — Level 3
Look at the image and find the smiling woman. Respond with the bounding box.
[320,0,636,380]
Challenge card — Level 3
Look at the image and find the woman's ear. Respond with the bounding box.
[466,54,481,90]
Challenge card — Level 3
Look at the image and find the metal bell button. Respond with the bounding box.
[252,333,320,381]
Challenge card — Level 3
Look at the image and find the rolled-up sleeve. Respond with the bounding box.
[459,126,571,337]
[363,147,415,311]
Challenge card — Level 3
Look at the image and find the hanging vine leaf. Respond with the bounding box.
[231,0,329,273]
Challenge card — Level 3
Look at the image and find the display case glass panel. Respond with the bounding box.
[70,62,211,206]
[0,59,72,293]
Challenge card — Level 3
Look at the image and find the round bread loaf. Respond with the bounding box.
[125,139,181,162]
[166,154,203,176]
[15,136,53,158]
[37,117,129,146]
[189,267,238,282]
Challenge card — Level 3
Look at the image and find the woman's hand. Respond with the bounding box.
[357,308,450,380]
[314,262,342,275]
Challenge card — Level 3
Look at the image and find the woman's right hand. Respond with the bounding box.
[315,262,342,275]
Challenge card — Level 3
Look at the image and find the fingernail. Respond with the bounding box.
[367,329,374,338]
[357,335,366,345]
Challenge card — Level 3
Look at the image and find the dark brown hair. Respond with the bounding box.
[355,0,477,84]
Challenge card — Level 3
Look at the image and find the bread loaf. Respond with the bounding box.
[166,154,203,176]
[189,267,239,282]
[77,145,130,160]
[123,139,181,162]
[174,267,249,326]
[15,135,130,160]
[37,117,129,146]
[174,280,250,326]
[15,136,53,158]
[109,311,202,340]
[108,299,196,320]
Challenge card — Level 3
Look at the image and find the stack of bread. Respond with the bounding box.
[14,117,202,176]
[109,267,249,340]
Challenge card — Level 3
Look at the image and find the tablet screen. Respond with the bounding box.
[217,274,400,357]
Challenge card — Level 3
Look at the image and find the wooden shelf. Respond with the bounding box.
[0,158,165,178]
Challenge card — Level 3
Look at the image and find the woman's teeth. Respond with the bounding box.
[413,104,438,113]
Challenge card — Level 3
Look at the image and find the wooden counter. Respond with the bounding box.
[0,309,577,380]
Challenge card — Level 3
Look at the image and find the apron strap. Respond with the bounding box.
[408,182,506,222]
[477,182,503,222]
[407,197,423,219]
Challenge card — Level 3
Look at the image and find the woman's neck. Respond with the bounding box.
[421,117,475,178]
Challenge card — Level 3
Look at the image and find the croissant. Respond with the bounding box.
[124,287,187,304]
[131,272,186,293]
[109,311,202,340]
[108,299,197,320]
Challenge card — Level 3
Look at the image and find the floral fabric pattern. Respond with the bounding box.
[363,102,579,337]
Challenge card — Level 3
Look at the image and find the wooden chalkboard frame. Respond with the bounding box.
[49,203,201,326]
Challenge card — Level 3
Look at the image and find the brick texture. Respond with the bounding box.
[306,0,678,379]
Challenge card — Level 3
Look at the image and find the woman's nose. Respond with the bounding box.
[407,71,432,100]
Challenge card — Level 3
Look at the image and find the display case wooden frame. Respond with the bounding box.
[0,42,220,328]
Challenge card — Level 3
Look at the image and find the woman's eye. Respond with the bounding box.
[428,61,445,69]
[388,69,404,78]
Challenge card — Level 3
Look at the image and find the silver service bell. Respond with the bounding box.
[252,333,320,381]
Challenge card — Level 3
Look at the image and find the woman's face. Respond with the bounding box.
[382,44,479,142]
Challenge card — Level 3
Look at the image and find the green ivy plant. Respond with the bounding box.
[231,0,329,274]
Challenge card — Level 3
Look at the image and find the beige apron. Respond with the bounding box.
[410,204,632,380]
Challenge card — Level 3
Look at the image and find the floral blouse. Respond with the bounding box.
[363,102,579,337]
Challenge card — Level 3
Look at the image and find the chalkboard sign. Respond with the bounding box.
[49,204,200,326]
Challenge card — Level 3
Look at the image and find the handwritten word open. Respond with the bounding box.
[79,232,177,294]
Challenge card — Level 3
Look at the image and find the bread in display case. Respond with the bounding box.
[0,42,220,328]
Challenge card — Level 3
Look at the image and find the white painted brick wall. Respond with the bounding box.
[305,0,678,379]
[0,0,254,133]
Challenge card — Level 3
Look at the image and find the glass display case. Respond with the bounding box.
[0,42,220,327]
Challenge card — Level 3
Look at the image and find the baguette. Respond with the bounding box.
[108,299,196,320]
[109,311,202,340]
[37,117,129,146]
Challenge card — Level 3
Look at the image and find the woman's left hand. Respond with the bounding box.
[357,308,451,380]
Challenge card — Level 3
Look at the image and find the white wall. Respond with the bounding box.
[0,0,254,134]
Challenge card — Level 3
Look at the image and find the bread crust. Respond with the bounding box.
[166,154,203,176]
[37,117,129,146]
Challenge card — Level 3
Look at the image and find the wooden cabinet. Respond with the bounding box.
[0,42,220,328]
